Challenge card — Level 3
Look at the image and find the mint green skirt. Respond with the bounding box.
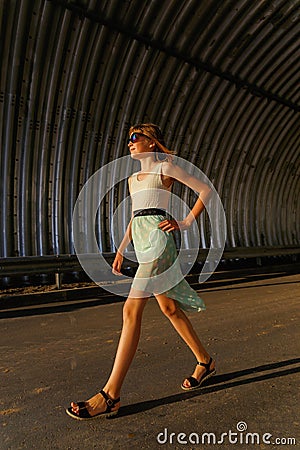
[131,215,206,312]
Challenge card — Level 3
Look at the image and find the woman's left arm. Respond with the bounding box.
[158,162,212,232]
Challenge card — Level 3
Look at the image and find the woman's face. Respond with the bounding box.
[128,132,154,159]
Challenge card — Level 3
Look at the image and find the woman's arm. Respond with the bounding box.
[117,218,133,256]
[158,162,212,232]
[112,176,134,275]
[112,218,133,275]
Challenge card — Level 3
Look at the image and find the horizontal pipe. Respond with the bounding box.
[1,246,300,277]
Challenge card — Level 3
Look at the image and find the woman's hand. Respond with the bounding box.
[158,218,191,233]
[112,252,124,275]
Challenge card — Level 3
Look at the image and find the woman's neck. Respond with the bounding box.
[139,155,159,172]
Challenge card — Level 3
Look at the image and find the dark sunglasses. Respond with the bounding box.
[127,132,147,144]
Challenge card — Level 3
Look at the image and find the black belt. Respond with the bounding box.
[133,208,166,217]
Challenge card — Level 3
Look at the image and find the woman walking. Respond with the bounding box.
[66,123,216,420]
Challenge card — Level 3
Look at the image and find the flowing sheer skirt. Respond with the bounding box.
[130,215,206,312]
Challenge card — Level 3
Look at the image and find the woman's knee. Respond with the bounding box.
[157,297,178,318]
[123,298,147,322]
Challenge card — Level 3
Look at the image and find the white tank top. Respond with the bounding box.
[129,162,172,211]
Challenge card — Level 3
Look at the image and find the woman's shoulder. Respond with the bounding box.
[160,160,176,187]
[128,173,136,187]
[128,172,138,180]
[160,160,176,175]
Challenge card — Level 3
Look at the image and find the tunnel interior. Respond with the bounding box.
[0,0,299,286]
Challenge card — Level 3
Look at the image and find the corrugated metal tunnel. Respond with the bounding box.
[0,1,299,274]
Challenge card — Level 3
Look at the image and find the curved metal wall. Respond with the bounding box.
[0,0,299,257]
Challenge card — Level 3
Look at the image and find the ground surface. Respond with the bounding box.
[0,265,299,449]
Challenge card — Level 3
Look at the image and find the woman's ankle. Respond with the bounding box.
[102,384,121,400]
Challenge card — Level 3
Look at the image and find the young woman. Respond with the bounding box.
[66,123,216,420]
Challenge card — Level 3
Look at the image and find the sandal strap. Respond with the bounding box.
[185,376,200,388]
[99,389,120,413]
[73,402,92,418]
[197,356,212,370]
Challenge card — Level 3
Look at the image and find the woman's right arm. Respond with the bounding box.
[112,218,133,275]
[112,176,133,275]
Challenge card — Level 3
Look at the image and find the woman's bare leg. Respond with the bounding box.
[155,293,215,388]
[103,296,149,396]
[71,295,148,416]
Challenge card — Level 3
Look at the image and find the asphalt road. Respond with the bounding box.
[1,265,299,449]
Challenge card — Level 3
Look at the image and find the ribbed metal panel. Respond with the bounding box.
[0,0,299,258]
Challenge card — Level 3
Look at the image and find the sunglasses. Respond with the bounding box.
[127,132,148,144]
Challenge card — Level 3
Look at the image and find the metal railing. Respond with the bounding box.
[1,246,299,289]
